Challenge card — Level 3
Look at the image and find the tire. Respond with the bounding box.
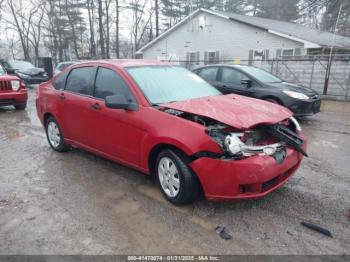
[45,116,70,152]
[155,148,199,205]
[14,103,27,110]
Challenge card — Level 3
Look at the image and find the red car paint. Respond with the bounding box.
[161,94,293,129]
[36,60,305,201]
[0,75,28,107]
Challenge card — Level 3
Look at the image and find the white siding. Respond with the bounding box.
[142,11,304,62]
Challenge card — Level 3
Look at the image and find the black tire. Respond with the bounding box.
[155,148,199,205]
[45,116,70,152]
[14,103,27,110]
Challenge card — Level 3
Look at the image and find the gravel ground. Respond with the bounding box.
[0,88,349,255]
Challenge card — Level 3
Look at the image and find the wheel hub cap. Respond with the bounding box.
[158,157,180,198]
[48,122,61,148]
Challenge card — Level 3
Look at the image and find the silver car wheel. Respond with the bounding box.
[47,121,61,148]
[158,157,180,198]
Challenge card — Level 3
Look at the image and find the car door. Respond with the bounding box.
[59,66,97,147]
[196,67,220,87]
[217,67,253,96]
[87,66,145,167]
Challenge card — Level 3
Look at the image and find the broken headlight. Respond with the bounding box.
[224,133,284,157]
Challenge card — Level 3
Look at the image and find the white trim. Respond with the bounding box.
[137,9,201,53]
[137,8,229,54]
[268,30,321,49]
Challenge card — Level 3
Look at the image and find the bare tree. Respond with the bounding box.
[115,0,120,58]
[5,0,40,61]
[87,0,97,57]
[97,0,106,58]
[128,0,154,54]
[28,0,45,59]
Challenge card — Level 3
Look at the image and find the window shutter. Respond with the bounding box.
[248,49,254,65]
[265,49,269,60]
[196,51,200,65]
[294,48,301,56]
[276,49,282,58]
[204,51,208,65]
[215,51,220,63]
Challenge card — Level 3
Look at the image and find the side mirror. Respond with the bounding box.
[5,68,15,74]
[105,95,138,111]
[241,79,252,87]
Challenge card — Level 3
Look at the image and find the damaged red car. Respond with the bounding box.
[36,60,307,205]
[0,64,27,110]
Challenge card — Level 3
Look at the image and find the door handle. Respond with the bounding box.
[90,103,101,110]
[58,93,65,99]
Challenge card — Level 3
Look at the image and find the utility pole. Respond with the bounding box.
[323,3,343,95]
[155,0,159,37]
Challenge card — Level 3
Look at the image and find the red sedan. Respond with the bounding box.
[36,60,306,205]
[0,65,28,110]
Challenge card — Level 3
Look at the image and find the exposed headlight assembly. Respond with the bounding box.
[283,90,309,100]
[224,133,284,157]
[11,80,21,91]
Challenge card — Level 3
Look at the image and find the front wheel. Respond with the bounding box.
[45,116,70,152]
[156,149,199,205]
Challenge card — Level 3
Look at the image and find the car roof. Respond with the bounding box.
[76,59,170,68]
[194,64,252,70]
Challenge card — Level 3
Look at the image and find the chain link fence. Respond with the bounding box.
[167,55,350,100]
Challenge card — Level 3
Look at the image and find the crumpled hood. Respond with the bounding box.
[161,94,293,129]
[16,67,45,76]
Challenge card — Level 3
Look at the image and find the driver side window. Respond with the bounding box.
[94,67,136,103]
[221,68,246,85]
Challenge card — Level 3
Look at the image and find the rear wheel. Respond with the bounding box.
[45,116,70,152]
[14,103,26,110]
[156,149,199,205]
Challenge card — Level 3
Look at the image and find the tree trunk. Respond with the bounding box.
[115,0,120,58]
[98,0,106,58]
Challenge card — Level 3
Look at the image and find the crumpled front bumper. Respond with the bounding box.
[189,145,305,201]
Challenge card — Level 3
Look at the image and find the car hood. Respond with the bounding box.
[16,67,45,76]
[161,94,293,129]
[268,81,318,96]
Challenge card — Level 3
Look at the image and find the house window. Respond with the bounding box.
[282,49,294,56]
[189,52,197,64]
[208,51,216,64]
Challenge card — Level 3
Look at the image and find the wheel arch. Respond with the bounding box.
[148,143,204,195]
[262,95,284,105]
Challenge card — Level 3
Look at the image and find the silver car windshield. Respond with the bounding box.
[127,66,221,104]
[239,66,282,83]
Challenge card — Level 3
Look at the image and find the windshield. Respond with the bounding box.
[9,61,35,70]
[0,65,5,75]
[127,66,221,104]
[239,66,282,83]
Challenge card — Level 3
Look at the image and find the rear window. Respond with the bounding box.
[0,65,5,75]
[65,67,94,95]
[52,71,68,90]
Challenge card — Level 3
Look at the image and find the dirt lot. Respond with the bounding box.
[0,88,349,255]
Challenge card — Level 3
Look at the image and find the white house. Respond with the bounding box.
[137,8,350,66]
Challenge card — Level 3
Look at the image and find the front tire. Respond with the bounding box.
[45,116,69,152]
[15,103,27,110]
[156,149,199,205]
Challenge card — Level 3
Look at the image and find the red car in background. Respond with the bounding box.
[0,64,27,110]
[36,60,307,205]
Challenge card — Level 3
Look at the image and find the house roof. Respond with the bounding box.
[138,8,350,53]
